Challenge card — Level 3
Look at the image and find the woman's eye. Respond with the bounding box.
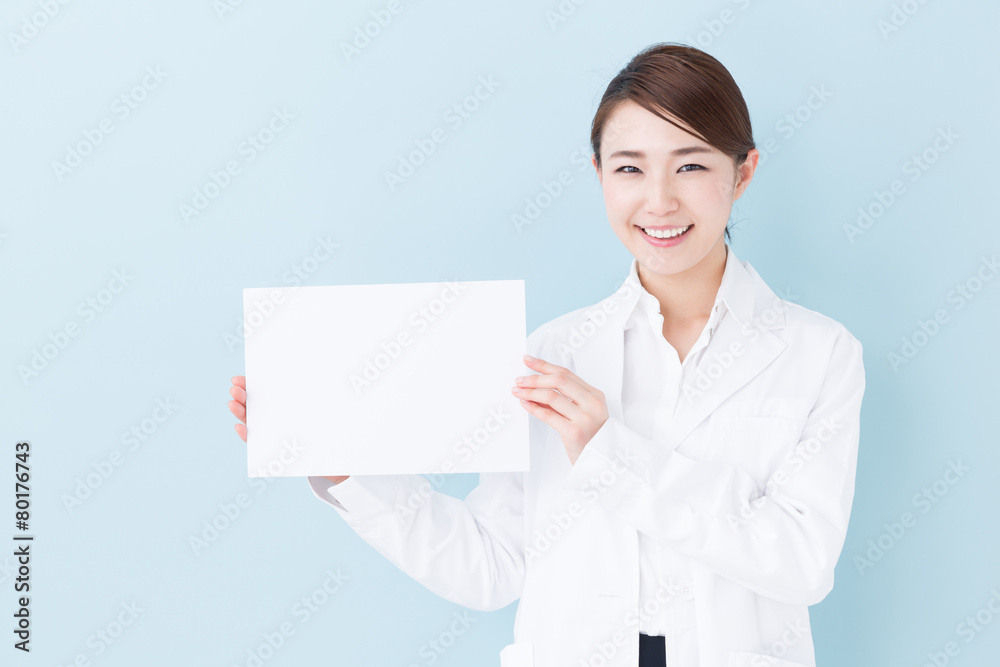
[614,164,704,174]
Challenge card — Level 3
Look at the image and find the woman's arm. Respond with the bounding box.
[307,469,526,612]
[562,327,866,607]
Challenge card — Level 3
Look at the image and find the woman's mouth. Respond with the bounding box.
[636,224,692,247]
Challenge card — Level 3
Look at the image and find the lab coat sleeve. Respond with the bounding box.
[306,470,525,612]
[562,328,865,607]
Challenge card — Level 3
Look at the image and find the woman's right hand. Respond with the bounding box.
[228,375,350,486]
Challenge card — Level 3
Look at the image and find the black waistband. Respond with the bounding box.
[638,632,665,666]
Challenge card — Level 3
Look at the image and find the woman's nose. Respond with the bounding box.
[643,177,680,216]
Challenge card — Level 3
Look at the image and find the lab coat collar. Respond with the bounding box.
[622,243,755,333]
[572,243,789,449]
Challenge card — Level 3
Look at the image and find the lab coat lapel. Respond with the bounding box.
[662,311,787,449]
[569,285,631,428]
[571,258,789,452]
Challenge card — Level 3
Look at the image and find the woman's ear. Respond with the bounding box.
[733,148,760,199]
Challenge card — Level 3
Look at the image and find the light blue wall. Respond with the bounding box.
[2,1,998,665]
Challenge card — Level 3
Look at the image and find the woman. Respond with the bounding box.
[228,42,865,667]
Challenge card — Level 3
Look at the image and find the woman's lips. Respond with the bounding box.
[636,223,692,247]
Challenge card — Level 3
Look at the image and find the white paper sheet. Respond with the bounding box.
[243,279,528,477]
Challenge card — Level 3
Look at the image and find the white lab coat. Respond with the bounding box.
[308,246,866,667]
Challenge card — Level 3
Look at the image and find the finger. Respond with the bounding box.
[523,356,596,398]
[517,397,570,432]
[515,370,590,405]
[232,376,245,389]
[513,385,583,422]
[228,399,246,424]
[234,423,247,442]
[230,385,246,404]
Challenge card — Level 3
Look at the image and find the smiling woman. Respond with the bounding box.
[588,44,760,366]
[228,41,865,667]
[600,106,744,360]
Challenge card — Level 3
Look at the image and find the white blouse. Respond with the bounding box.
[618,247,735,636]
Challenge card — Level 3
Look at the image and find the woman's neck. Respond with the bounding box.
[637,242,727,326]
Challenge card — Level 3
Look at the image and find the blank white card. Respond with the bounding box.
[243,279,528,477]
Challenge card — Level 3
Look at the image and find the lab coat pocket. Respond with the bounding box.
[499,642,533,667]
[721,415,803,433]
[696,413,801,474]
[710,417,804,485]
[728,650,810,667]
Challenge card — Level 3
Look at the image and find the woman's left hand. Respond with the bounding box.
[512,355,609,466]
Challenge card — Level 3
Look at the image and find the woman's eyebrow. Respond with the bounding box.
[607,146,713,160]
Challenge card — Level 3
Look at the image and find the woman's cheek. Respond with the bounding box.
[603,188,633,222]
[707,178,737,207]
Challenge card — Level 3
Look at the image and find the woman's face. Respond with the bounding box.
[593,100,758,278]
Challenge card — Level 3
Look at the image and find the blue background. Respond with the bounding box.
[2,1,998,665]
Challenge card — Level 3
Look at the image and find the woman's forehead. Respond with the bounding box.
[603,106,715,157]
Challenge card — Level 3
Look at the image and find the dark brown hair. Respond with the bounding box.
[590,42,756,243]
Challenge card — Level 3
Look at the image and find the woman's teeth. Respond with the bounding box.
[641,225,691,239]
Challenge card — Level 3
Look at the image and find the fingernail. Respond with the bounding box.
[523,354,535,362]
